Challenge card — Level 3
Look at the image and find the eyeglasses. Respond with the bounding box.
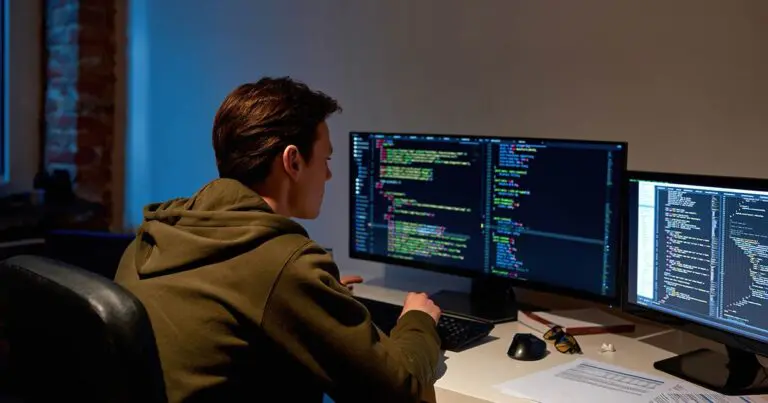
[543,325,582,354]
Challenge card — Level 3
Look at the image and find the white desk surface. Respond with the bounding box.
[354,283,765,403]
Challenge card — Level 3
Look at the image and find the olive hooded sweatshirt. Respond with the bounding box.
[114,178,441,403]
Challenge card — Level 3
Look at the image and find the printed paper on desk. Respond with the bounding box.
[495,358,670,403]
[651,382,768,402]
[520,308,635,335]
[495,358,768,403]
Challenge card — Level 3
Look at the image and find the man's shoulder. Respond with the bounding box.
[255,232,316,267]
[272,236,340,284]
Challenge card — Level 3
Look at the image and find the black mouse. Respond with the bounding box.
[507,333,547,361]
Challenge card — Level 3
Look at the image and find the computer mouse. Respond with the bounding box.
[507,333,547,361]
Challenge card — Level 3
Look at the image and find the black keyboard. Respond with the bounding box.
[355,296,495,352]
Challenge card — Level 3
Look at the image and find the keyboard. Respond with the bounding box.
[354,296,495,352]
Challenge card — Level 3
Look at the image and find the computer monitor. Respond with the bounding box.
[349,131,628,323]
[626,170,768,395]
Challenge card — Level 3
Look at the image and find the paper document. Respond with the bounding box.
[651,383,768,403]
[495,358,768,403]
[495,359,668,403]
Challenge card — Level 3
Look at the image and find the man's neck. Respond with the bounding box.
[260,195,290,216]
[251,172,292,216]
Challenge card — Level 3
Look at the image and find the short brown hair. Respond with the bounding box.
[212,77,341,185]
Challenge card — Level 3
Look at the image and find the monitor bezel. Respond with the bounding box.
[348,130,629,306]
[623,170,768,357]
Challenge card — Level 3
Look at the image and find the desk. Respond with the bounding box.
[354,283,763,403]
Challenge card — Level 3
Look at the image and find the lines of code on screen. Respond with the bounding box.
[654,188,715,316]
[721,196,768,331]
[631,182,768,340]
[352,136,485,269]
[351,132,623,298]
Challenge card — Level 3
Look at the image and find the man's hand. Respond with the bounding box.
[340,275,364,291]
[400,292,441,324]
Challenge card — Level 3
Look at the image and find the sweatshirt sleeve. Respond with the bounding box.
[261,242,441,403]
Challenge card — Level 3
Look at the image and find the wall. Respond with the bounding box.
[1,0,43,196]
[44,0,119,229]
[126,0,768,289]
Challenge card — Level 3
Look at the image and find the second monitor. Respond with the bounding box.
[349,132,628,322]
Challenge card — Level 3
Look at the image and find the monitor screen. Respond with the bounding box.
[627,174,768,344]
[349,132,627,301]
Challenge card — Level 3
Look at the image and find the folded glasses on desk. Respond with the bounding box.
[543,325,582,354]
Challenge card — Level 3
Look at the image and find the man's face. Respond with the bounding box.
[289,121,333,219]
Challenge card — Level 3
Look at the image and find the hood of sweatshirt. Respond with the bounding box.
[132,178,309,278]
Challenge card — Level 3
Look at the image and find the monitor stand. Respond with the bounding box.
[428,277,547,324]
[654,346,768,395]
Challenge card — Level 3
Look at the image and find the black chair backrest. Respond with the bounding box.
[0,255,166,403]
[43,230,135,279]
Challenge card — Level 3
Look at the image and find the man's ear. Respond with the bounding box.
[281,145,302,181]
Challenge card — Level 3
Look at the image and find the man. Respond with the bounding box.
[114,77,443,403]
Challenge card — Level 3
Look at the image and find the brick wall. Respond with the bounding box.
[44,0,116,226]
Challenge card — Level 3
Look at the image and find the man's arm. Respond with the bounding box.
[261,242,441,403]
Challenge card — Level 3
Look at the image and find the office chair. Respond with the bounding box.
[0,255,167,403]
